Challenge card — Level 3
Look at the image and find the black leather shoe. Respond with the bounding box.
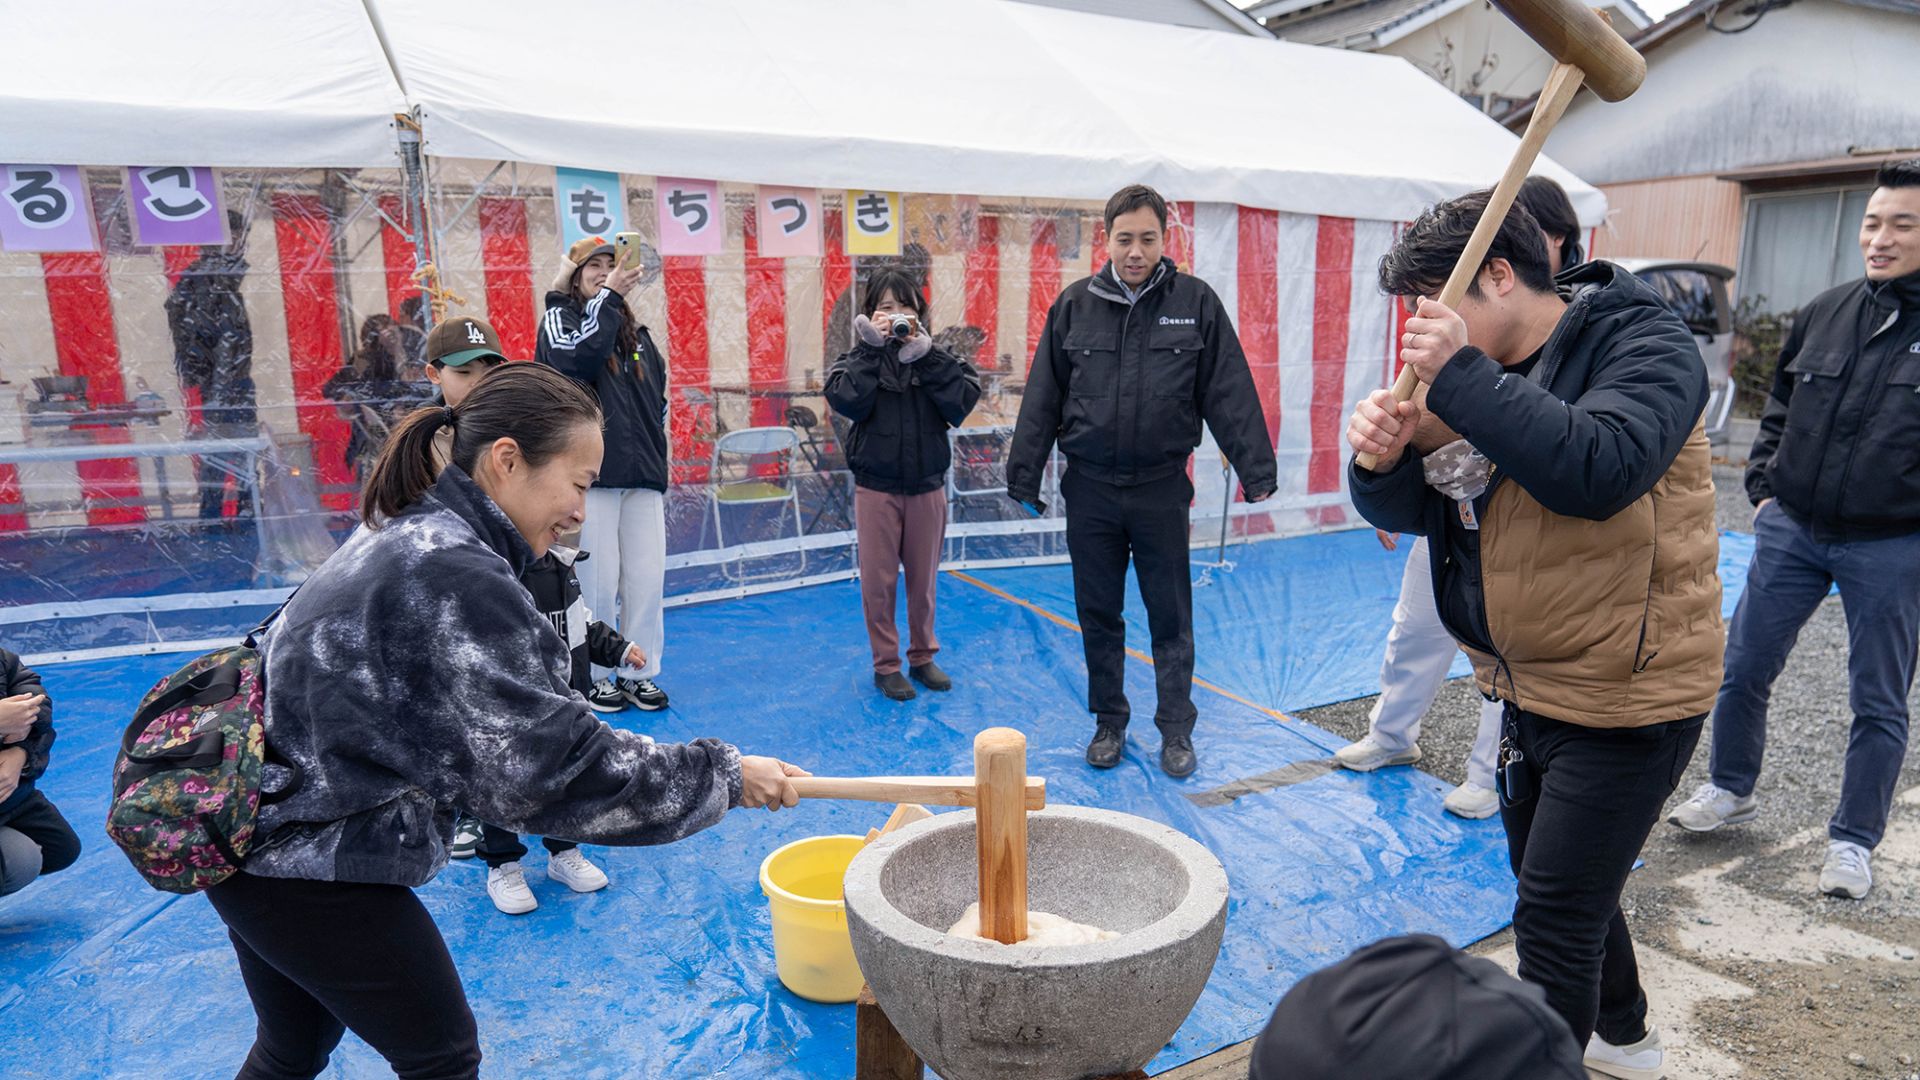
[1160,735,1197,778]
[909,662,952,692]
[875,671,917,701]
[1086,725,1125,769]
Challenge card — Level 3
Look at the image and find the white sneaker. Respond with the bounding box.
[486,861,538,915]
[1443,781,1498,819]
[1585,1027,1665,1080]
[1333,734,1422,772]
[547,848,609,893]
[1667,782,1758,833]
[1819,840,1872,900]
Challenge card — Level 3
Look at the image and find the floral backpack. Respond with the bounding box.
[107,612,302,894]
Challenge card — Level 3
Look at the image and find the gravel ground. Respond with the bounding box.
[1168,463,1920,1079]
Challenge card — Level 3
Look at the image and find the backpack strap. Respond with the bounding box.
[126,660,244,739]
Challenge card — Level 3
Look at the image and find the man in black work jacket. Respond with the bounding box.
[1670,158,1920,902]
[1009,185,1277,778]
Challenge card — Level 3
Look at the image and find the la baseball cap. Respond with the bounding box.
[427,315,508,368]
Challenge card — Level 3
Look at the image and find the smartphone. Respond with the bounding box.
[614,231,644,270]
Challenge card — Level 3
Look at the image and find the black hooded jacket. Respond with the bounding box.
[537,287,671,492]
[164,251,255,423]
[1746,268,1920,541]
[1008,257,1276,502]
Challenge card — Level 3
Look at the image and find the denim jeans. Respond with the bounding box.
[1709,502,1920,849]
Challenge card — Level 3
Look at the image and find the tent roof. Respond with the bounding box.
[375,0,1604,224]
[1,0,1604,225]
[0,0,408,169]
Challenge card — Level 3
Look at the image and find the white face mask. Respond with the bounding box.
[1422,438,1495,503]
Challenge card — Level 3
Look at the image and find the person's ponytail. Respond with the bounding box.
[361,406,453,524]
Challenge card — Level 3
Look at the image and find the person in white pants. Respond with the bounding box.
[1336,530,1503,819]
[537,237,674,712]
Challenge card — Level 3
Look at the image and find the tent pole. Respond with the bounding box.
[394,110,437,329]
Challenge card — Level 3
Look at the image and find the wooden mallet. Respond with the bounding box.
[790,727,1040,944]
[1353,1,1647,471]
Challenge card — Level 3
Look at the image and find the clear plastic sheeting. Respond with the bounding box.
[2,162,1396,660]
[3,550,1519,1078]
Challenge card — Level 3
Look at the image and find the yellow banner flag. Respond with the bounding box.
[844,190,902,256]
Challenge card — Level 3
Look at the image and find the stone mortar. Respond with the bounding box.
[843,805,1229,1080]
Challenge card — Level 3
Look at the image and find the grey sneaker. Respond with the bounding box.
[1667,782,1758,833]
[1819,840,1872,900]
[1333,734,1422,772]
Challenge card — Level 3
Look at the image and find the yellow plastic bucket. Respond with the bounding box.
[759,834,866,1003]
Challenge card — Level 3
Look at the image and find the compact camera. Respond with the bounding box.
[878,313,920,340]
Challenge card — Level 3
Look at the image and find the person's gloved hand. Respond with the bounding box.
[898,332,932,364]
[853,314,887,347]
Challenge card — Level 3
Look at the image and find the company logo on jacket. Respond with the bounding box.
[1157,316,1196,326]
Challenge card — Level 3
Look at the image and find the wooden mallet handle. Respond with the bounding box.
[973,727,1030,945]
[789,775,1046,810]
[1352,59,1589,472]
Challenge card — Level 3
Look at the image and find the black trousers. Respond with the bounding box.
[1501,708,1702,1047]
[206,872,481,1080]
[1061,467,1197,738]
[476,823,575,870]
[0,791,82,896]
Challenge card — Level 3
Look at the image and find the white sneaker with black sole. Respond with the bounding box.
[1585,1027,1665,1080]
[585,678,628,713]
[1333,734,1422,772]
[619,676,669,711]
[1819,839,1872,900]
[547,848,609,893]
[448,816,484,860]
[1667,782,1758,833]
[486,861,538,915]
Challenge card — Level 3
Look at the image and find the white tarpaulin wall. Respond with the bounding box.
[371,0,1605,225]
[0,0,1610,661]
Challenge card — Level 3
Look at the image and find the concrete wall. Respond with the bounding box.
[1541,0,1920,185]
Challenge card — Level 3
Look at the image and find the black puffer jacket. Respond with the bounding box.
[1746,269,1920,542]
[825,341,981,495]
[164,251,255,423]
[1008,257,1276,501]
[537,288,670,492]
[248,465,740,887]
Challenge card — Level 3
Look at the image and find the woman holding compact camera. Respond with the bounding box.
[825,268,981,701]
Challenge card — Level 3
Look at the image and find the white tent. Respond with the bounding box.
[368,0,1605,224]
[0,0,408,169]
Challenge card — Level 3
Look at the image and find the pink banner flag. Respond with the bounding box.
[656,177,723,256]
[756,186,821,258]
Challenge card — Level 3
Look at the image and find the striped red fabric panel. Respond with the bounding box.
[963,215,1000,371]
[378,194,419,322]
[743,207,788,428]
[1026,217,1060,359]
[1309,216,1355,494]
[1236,206,1280,443]
[0,467,23,533]
[664,252,709,483]
[478,197,536,362]
[42,250,145,526]
[822,208,851,349]
[271,192,353,511]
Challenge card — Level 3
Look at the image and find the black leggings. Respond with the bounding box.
[206,872,481,1080]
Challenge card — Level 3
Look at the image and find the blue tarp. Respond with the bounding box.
[0,526,1767,1078]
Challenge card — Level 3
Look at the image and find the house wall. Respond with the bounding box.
[1591,174,1745,267]
[1541,0,1920,185]
[1011,0,1254,33]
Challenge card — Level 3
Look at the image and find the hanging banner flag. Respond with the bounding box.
[845,190,902,256]
[656,177,724,256]
[906,193,980,256]
[0,164,97,253]
[126,166,226,246]
[553,167,626,251]
[756,185,821,258]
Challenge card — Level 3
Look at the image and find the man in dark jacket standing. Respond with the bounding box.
[1009,185,1277,778]
[1669,159,1920,902]
[165,209,257,521]
[1347,191,1718,1077]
